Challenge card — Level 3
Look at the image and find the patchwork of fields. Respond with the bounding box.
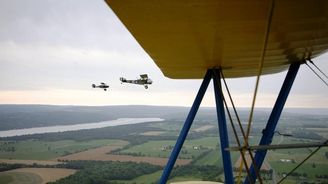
[56,143,191,166]
[0,108,327,184]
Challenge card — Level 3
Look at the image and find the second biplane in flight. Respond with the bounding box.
[92,82,109,91]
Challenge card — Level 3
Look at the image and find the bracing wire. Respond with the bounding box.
[308,59,328,79]
[277,60,328,183]
[220,69,263,184]
[220,69,248,142]
[223,96,254,184]
[241,0,276,181]
[245,0,275,139]
[215,69,254,184]
[277,140,328,184]
[305,62,328,87]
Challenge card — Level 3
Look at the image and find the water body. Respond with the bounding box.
[0,118,164,138]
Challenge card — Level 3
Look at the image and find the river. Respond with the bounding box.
[0,118,164,138]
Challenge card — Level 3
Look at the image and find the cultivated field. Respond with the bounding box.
[193,125,215,132]
[1,168,76,184]
[0,171,42,184]
[119,137,219,159]
[140,131,165,136]
[0,139,127,160]
[56,144,191,166]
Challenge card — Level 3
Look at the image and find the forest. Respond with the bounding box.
[49,161,162,184]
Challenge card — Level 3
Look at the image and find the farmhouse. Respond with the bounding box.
[280,159,292,163]
[161,145,173,151]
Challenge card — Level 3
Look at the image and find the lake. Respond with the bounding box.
[0,118,164,138]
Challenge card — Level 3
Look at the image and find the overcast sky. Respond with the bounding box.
[0,0,328,108]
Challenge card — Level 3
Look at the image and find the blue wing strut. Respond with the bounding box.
[245,62,300,184]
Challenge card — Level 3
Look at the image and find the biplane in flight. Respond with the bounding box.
[120,74,152,89]
[92,82,109,91]
[105,0,328,183]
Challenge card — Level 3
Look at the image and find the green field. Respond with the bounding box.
[0,175,12,184]
[114,170,162,184]
[269,161,328,183]
[266,136,328,165]
[194,148,239,166]
[115,170,206,184]
[269,162,328,178]
[119,137,219,159]
[149,121,182,131]
[0,139,124,160]
[266,137,328,183]
[194,149,220,166]
[0,172,42,184]
[168,176,202,182]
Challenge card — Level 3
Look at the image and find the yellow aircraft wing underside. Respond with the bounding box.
[105,0,328,79]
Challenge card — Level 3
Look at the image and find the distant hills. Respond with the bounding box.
[0,104,327,131]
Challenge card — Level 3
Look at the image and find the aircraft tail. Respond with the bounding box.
[120,77,127,82]
[92,84,96,88]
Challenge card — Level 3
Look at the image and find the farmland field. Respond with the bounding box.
[119,137,219,159]
[56,144,191,166]
[112,170,162,184]
[0,139,126,160]
[140,131,165,136]
[194,149,221,166]
[1,168,76,184]
[0,168,75,184]
[0,171,42,184]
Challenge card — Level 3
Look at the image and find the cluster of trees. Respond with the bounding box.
[0,146,16,152]
[315,174,328,179]
[0,141,17,152]
[0,163,24,172]
[292,131,323,140]
[233,168,273,180]
[49,161,162,184]
[280,172,308,178]
[113,151,147,157]
[0,162,58,172]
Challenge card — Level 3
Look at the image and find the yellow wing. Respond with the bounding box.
[105,0,328,79]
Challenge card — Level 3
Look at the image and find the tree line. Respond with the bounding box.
[48,160,162,184]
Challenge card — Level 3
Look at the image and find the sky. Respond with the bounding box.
[0,0,328,108]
